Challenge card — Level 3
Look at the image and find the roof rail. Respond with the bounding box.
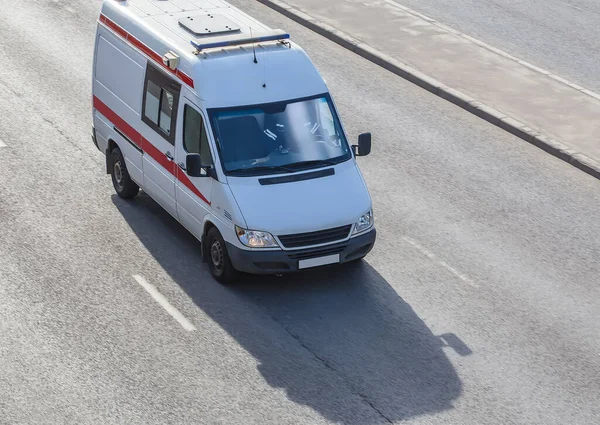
[190,29,290,52]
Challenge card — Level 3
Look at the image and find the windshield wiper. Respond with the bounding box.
[227,165,295,176]
[287,159,339,170]
[228,159,340,176]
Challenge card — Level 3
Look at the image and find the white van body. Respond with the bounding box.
[91,0,376,282]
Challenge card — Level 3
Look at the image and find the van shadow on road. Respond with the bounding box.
[113,193,466,423]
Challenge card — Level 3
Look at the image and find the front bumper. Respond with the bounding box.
[226,228,376,274]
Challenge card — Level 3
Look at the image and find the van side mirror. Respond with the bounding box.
[353,133,372,157]
[186,153,213,178]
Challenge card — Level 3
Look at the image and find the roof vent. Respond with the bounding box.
[178,13,240,36]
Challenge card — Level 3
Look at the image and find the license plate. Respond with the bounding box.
[298,254,340,269]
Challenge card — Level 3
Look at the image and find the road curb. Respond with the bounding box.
[257,0,600,181]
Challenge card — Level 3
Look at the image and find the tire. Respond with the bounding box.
[110,147,139,199]
[206,227,238,284]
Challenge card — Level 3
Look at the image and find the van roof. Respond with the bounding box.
[99,0,328,108]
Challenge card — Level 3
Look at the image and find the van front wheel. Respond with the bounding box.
[110,147,139,199]
[207,227,237,284]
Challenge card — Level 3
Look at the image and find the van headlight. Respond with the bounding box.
[235,225,279,248]
[353,210,374,235]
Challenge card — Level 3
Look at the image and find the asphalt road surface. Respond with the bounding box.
[0,0,599,424]
[395,0,600,92]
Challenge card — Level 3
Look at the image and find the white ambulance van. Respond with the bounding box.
[91,0,376,283]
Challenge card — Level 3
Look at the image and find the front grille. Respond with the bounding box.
[288,245,346,261]
[278,225,352,249]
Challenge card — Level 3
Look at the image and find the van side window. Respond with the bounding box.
[184,105,213,166]
[144,80,161,124]
[142,63,181,144]
[159,90,174,134]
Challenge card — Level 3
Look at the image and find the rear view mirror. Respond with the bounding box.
[186,153,213,178]
[186,154,202,177]
[438,333,472,357]
[353,132,372,157]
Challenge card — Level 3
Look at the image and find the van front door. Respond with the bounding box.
[140,63,181,218]
[175,99,214,240]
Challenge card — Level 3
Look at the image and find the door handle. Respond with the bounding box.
[165,151,174,161]
[177,162,186,171]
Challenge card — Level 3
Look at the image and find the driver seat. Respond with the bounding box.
[218,116,271,164]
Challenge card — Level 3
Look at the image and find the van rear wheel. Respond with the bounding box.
[111,147,139,199]
[206,227,237,284]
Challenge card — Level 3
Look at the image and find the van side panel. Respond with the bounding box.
[92,26,146,186]
[95,36,144,111]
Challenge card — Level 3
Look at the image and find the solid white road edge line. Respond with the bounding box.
[0,139,6,148]
[384,0,599,100]
[133,274,197,331]
[403,237,479,288]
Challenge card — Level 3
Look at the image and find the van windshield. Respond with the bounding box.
[208,95,352,176]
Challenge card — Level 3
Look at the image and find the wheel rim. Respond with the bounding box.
[211,239,225,273]
[114,159,124,191]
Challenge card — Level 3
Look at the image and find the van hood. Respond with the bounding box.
[227,161,371,236]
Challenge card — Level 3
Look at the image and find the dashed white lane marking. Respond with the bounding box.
[0,139,6,148]
[133,274,196,331]
[403,237,479,288]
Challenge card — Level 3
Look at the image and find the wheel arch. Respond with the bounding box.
[106,138,119,174]
[201,219,217,262]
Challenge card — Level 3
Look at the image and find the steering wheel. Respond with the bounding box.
[314,130,341,148]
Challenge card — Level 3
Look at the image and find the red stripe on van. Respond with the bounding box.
[127,34,162,64]
[99,14,195,89]
[141,134,177,176]
[178,170,211,205]
[93,95,210,206]
[175,70,195,89]
[99,14,127,39]
[93,96,143,149]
